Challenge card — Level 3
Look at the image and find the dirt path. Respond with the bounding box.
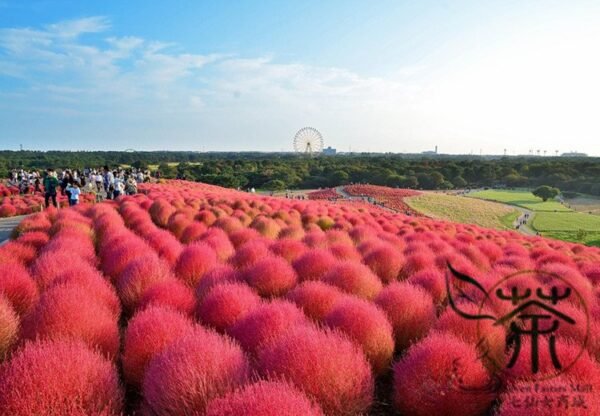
[0,215,26,245]
[512,207,537,235]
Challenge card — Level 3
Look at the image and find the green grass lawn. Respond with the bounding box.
[532,211,600,245]
[469,190,570,212]
[405,193,520,230]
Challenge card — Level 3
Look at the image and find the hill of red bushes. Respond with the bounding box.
[0,179,599,415]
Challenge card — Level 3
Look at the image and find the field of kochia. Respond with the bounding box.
[0,180,599,415]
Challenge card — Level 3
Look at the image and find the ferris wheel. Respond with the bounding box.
[293,127,324,155]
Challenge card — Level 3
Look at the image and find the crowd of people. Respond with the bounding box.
[7,167,152,208]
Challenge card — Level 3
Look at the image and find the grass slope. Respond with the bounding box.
[469,190,570,211]
[405,192,520,230]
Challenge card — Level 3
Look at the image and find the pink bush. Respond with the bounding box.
[180,221,208,244]
[117,254,174,312]
[137,278,196,316]
[141,327,250,415]
[375,282,436,350]
[392,332,496,416]
[407,268,446,304]
[324,296,394,374]
[0,295,19,359]
[363,244,404,283]
[21,283,120,359]
[0,262,38,317]
[175,242,218,287]
[270,238,307,262]
[292,249,337,281]
[257,325,373,415]
[122,305,196,387]
[0,339,123,415]
[229,300,307,355]
[322,261,383,300]
[205,380,324,416]
[195,265,240,299]
[197,282,261,332]
[242,255,298,297]
[230,240,271,269]
[286,281,345,321]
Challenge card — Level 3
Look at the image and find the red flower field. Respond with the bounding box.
[1,179,599,415]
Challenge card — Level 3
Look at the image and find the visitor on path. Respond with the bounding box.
[66,182,81,206]
[43,169,59,208]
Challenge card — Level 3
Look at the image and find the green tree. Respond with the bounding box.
[532,185,560,202]
[451,175,467,188]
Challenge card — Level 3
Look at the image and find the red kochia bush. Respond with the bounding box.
[175,242,218,287]
[286,281,345,321]
[204,380,324,416]
[243,256,298,297]
[21,283,120,359]
[229,300,307,355]
[117,254,174,312]
[322,261,383,300]
[0,339,123,415]
[257,325,373,415]
[48,267,121,319]
[0,295,19,359]
[375,282,436,350]
[230,240,271,269]
[0,262,38,317]
[195,265,239,299]
[197,282,261,332]
[292,249,337,281]
[142,327,250,415]
[180,221,207,244]
[363,244,404,283]
[392,332,495,416]
[122,306,196,388]
[324,297,394,374]
[407,269,446,304]
[269,238,307,263]
[137,278,196,316]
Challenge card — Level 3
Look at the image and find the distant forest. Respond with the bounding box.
[2,151,599,195]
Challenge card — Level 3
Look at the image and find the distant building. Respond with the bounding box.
[561,152,588,157]
[323,146,337,156]
[422,145,438,155]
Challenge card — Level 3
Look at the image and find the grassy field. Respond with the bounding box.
[405,192,520,230]
[564,194,600,215]
[470,189,600,246]
[469,189,570,211]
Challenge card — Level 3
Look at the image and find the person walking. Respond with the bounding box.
[43,169,59,208]
[66,182,81,206]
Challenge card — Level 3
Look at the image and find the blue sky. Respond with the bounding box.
[0,0,599,154]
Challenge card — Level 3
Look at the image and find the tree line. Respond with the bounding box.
[2,151,599,195]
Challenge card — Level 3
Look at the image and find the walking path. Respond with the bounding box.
[0,215,26,245]
[512,208,537,236]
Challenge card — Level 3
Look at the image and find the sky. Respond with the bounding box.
[0,0,599,154]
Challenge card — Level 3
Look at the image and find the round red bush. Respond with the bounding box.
[116,254,174,312]
[257,325,373,415]
[322,261,383,300]
[407,268,446,304]
[242,255,298,297]
[292,249,337,281]
[324,296,394,374]
[392,332,496,416]
[0,339,123,415]
[197,282,261,332]
[122,305,196,387]
[363,244,404,283]
[286,281,345,321]
[180,221,208,244]
[175,242,218,287]
[0,262,38,317]
[269,238,307,262]
[375,282,436,350]
[141,327,250,415]
[137,278,196,316]
[0,295,19,359]
[228,299,307,355]
[195,265,239,299]
[230,240,271,269]
[205,380,324,416]
[21,283,120,359]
